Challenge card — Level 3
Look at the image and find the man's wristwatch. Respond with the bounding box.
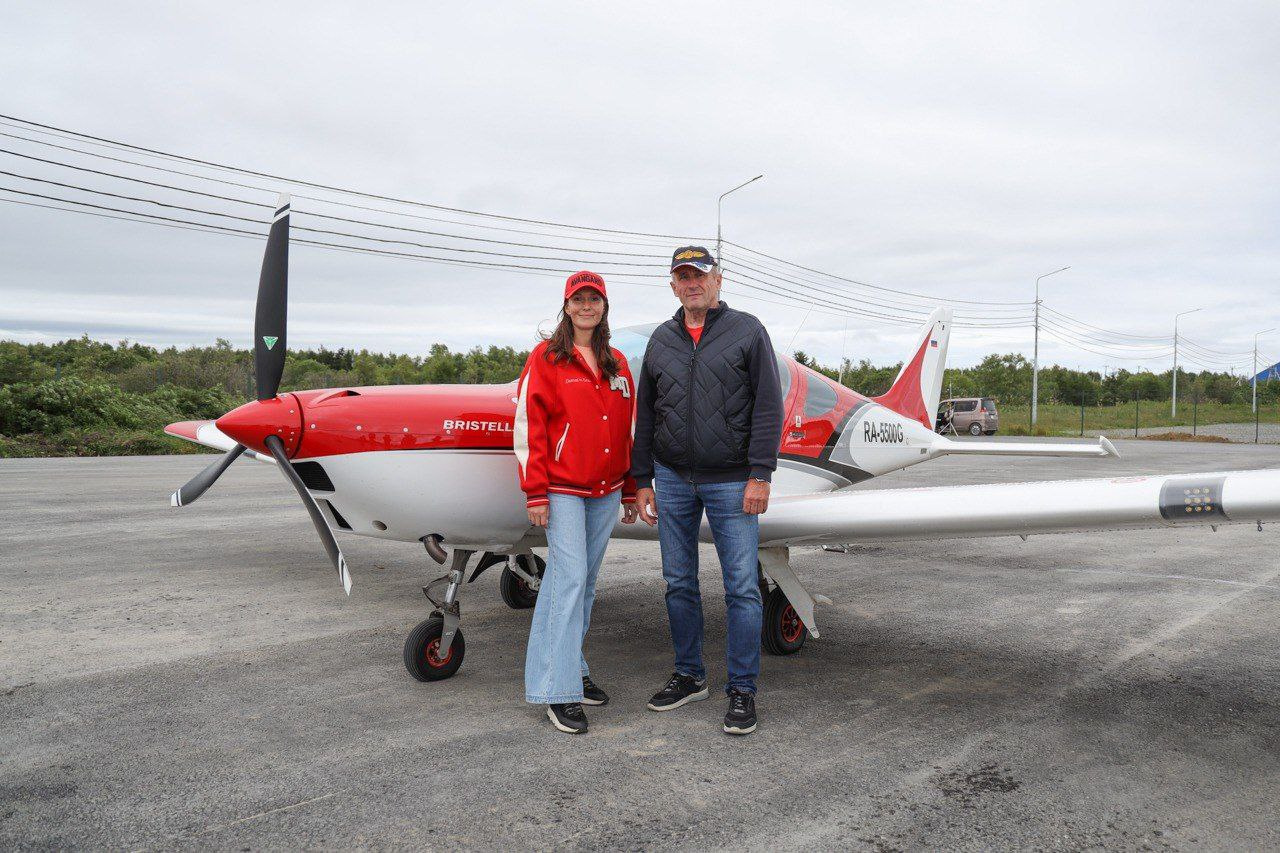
[751,477,768,483]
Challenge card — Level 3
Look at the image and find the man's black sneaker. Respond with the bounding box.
[646,672,709,711]
[581,676,609,706]
[546,702,588,734]
[723,689,757,735]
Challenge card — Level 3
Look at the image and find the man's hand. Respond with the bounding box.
[528,505,549,527]
[743,479,770,515]
[636,487,658,526]
[621,502,639,524]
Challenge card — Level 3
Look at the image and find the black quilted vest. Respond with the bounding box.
[644,302,764,476]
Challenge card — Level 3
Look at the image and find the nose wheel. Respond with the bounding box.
[403,613,465,681]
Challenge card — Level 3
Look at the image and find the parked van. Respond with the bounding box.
[937,397,999,436]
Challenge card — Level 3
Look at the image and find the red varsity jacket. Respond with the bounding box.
[514,341,638,508]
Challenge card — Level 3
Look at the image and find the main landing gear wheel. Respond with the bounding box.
[762,586,808,655]
[500,554,545,609]
[403,614,465,681]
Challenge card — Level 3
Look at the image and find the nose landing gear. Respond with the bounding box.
[404,536,472,682]
[402,539,548,682]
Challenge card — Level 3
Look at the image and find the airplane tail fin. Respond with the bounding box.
[873,308,952,429]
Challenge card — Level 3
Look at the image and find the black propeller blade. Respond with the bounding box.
[254,193,291,401]
[264,435,353,595]
[170,191,353,596]
[170,193,290,507]
[170,444,247,507]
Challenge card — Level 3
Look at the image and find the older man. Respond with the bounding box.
[630,246,784,736]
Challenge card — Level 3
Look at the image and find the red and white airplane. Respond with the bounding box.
[166,196,1280,682]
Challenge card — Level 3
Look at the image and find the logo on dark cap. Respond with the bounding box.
[671,245,716,272]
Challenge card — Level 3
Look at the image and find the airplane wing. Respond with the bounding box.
[164,420,274,463]
[756,467,1280,547]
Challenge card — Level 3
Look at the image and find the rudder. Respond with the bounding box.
[872,308,952,429]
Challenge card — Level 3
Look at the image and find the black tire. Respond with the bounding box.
[762,586,808,655]
[403,614,465,681]
[968,422,983,436]
[500,554,544,609]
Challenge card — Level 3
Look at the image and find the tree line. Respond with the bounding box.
[1,336,1274,456]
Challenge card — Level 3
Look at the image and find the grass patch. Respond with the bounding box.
[995,401,1280,437]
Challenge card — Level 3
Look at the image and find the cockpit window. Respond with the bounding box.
[775,352,792,401]
[612,325,658,374]
[802,370,839,418]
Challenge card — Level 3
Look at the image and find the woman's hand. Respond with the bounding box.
[528,505,549,527]
[621,502,639,524]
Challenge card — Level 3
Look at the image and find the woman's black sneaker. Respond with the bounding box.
[646,672,709,711]
[581,676,609,706]
[546,702,588,734]
[723,689,757,735]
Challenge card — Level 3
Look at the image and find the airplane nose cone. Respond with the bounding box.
[216,394,304,456]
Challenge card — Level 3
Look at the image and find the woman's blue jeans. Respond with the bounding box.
[524,489,621,704]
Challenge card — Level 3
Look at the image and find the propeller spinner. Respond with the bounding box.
[169,193,352,595]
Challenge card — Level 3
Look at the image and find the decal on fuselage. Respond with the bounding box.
[862,420,905,444]
[443,419,513,432]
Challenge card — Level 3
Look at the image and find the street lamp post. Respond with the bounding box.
[716,175,764,273]
[1254,328,1275,414]
[1171,307,1202,417]
[1032,266,1070,428]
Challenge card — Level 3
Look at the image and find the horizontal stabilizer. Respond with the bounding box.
[933,435,1119,459]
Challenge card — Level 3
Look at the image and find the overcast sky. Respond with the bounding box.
[2,2,1278,375]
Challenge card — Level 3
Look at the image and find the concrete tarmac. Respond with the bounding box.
[2,441,1279,850]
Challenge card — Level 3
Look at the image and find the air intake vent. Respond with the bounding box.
[322,500,352,530]
[291,461,335,492]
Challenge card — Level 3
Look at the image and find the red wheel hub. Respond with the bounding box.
[780,605,804,644]
[424,638,453,667]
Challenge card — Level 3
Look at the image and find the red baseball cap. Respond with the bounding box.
[564,270,607,300]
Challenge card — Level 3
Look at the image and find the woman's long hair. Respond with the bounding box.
[543,297,619,380]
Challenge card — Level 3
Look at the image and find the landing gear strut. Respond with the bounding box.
[404,536,472,681]
[757,547,828,657]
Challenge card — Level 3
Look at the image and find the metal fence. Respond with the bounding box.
[1059,391,1280,445]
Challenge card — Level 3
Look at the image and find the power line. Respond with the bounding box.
[0,114,700,239]
[0,113,1043,312]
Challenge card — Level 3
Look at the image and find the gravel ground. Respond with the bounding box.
[2,443,1280,850]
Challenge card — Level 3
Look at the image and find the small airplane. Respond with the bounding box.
[166,194,1280,682]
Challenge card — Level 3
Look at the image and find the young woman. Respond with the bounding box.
[513,270,639,734]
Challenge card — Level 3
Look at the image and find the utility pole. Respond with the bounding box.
[1254,328,1274,414]
[1032,266,1070,427]
[716,175,764,277]
[1172,308,1202,417]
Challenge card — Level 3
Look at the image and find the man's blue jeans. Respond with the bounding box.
[654,462,762,695]
[524,490,620,704]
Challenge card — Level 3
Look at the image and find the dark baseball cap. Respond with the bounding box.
[670,245,717,273]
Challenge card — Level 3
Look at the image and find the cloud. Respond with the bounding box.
[2,1,1278,376]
